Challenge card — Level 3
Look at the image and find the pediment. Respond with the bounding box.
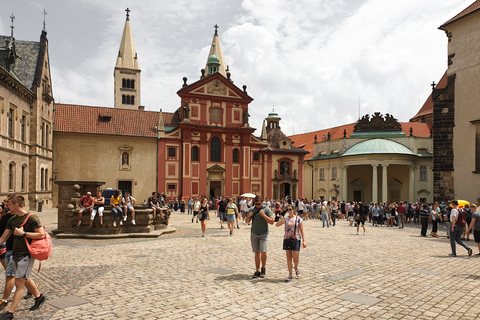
[189,78,242,99]
[207,164,225,172]
[388,179,403,187]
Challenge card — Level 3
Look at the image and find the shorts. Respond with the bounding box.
[80,207,92,213]
[355,219,365,225]
[199,212,208,221]
[13,254,35,279]
[193,211,199,216]
[241,210,247,216]
[125,204,134,211]
[385,213,391,219]
[218,211,226,221]
[226,214,236,222]
[251,233,269,253]
[474,230,480,243]
[283,239,301,251]
[4,251,14,277]
[298,210,304,214]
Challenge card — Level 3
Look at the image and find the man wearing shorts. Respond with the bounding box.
[77,191,94,227]
[246,195,274,278]
[216,197,227,230]
[0,197,14,310]
[0,195,46,319]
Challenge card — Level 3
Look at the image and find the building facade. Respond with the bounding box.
[53,12,308,203]
[290,114,433,203]
[433,1,480,202]
[0,23,54,210]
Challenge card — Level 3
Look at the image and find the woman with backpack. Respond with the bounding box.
[449,200,473,257]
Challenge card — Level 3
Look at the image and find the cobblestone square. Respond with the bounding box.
[3,209,480,319]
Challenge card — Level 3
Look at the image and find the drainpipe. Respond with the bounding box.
[155,125,159,192]
[306,160,314,200]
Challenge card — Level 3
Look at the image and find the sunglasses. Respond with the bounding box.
[255,202,262,206]
[287,208,293,211]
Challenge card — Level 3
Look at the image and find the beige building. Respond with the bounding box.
[52,104,163,205]
[0,25,54,210]
[290,114,433,203]
[434,1,480,202]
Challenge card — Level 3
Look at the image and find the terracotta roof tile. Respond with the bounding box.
[440,0,480,29]
[289,122,432,160]
[54,104,174,137]
[410,71,447,122]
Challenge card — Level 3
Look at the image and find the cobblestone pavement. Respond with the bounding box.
[2,209,480,319]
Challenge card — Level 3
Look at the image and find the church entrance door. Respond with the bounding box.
[280,183,291,199]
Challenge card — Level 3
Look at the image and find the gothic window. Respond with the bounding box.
[211,109,221,122]
[130,80,135,89]
[122,79,126,88]
[233,149,239,163]
[211,137,221,162]
[21,115,26,142]
[131,96,135,105]
[192,146,199,162]
[45,124,49,149]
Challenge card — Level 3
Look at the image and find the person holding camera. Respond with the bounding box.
[246,195,274,278]
[276,204,306,281]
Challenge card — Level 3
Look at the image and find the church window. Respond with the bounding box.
[419,166,428,181]
[319,168,325,181]
[211,109,221,122]
[192,146,199,162]
[253,152,259,161]
[210,137,221,162]
[168,147,176,158]
[233,149,239,163]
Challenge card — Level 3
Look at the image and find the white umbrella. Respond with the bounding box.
[240,193,257,198]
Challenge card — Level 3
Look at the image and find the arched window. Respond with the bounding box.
[131,96,135,105]
[122,79,126,88]
[211,109,221,122]
[233,149,239,163]
[8,162,15,191]
[122,95,126,104]
[21,164,27,191]
[131,80,135,89]
[192,146,199,162]
[210,137,221,162]
[40,168,44,191]
[45,168,49,191]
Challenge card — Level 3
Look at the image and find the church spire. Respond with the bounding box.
[114,8,141,109]
[204,24,228,78]
[115,8,139,70]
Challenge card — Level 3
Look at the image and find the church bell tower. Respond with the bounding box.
[114,8,141,109]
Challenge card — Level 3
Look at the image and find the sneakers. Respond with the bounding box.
[237,225,240,229]
[220,226,224,230]
[0,300,8,309]
[120,220,123,226]
[260,268,266,278]
[29,293,46,311]
[76,221,81,227]
[356,232,359,235]
[131,220,136,225]
[295,269,301,277]
[468,248,473,256]
[448,253,457,257]
[202,233,205,237]
[113,222,117,227]
[252,271,261,278]
[285,275,294,282]
[123,215,128,222]
[230,232,232,237]
[1,312,13,319]
[364,232,367,236]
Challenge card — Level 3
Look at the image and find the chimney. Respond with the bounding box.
[138,105,145,111]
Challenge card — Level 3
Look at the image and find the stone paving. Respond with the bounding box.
[1,209,480,319]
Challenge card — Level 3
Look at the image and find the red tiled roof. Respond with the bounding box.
[289,122,432,160]
[440,0,480,29]
[54,104,174,137]
[410,71,448,122]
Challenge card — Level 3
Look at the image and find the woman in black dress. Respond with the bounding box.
[199,196,210,237]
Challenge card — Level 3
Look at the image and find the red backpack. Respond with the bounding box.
[456,209,467,227]
[20,213,52,271]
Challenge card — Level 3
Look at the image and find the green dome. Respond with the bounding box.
[208,52,220,64]
[267,111,279,118]
[342,139,416,157]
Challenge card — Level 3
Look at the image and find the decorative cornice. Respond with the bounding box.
[0,68,35,104]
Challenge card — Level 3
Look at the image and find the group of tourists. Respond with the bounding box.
[77,190,138,227]
[0,196,47,319]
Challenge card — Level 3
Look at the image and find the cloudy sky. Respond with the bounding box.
[0,0,472,136]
